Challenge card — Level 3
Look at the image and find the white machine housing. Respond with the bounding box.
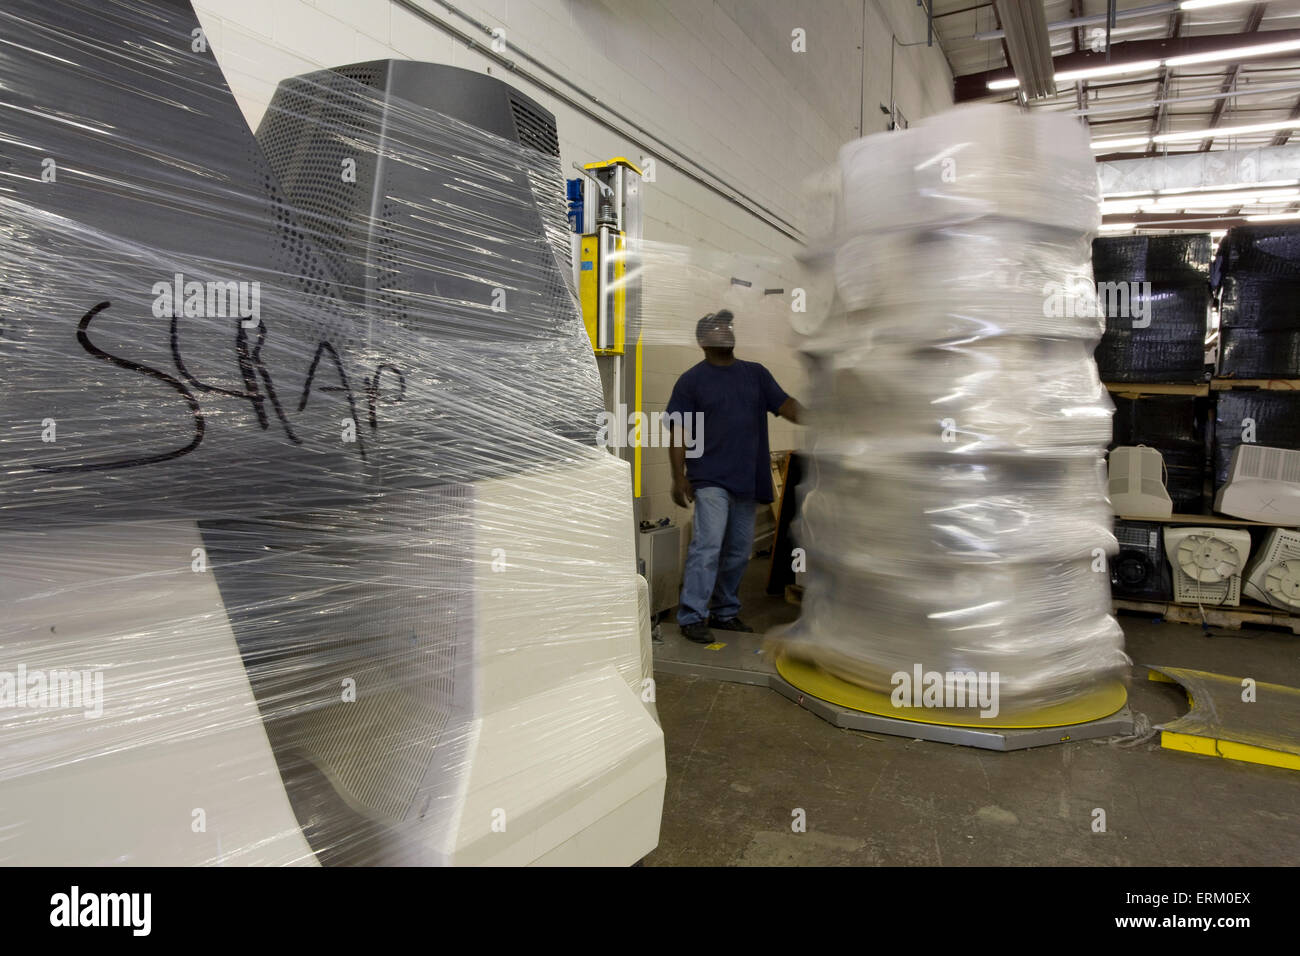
[1242,528,1300,611]
[1164,526,1253,607]
[1215,444,1300,524]
[0,458,665,866]
[1109,445,1174,519]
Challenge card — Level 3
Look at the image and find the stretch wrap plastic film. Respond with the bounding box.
[772,105,1129,718]
[1092,234,1210,384]
[0,0,665,865]
[1215,225,1300,379]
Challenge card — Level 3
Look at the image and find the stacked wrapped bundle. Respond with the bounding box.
[774,105,1129,721]
[1092,234,1211,383]
[1213,225,1300,378]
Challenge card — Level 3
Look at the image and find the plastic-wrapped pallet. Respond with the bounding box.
[1092,234,1210,384]
[0,0,664,865]
[1214,225,1300,379]
[772,105,1129,720]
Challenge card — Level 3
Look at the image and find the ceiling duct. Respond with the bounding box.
[996,0,1057,99]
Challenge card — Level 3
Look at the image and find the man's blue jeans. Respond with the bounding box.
[677,486,756,627]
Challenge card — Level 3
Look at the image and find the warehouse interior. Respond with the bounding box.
[1,0,1299,877]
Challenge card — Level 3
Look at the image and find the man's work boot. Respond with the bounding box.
[680,622,713,644]
[709,615,754,633]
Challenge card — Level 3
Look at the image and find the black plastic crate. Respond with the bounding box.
[1212,390,1300,487]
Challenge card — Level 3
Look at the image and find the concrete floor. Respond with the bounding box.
[643,560,1300,866]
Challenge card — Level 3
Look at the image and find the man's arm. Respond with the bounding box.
[777,397,804,425]
[669,422,693,508]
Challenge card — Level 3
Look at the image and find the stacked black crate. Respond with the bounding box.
[1094,234,1211,514]
[1095,234,1212,602]
[1211,225,1300,494]
[1214,224,1300,379]
[1094,234,1211,384]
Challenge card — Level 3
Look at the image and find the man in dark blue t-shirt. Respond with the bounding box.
[665,310,802,643]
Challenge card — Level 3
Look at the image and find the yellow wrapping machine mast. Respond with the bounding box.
[573,157,644,498]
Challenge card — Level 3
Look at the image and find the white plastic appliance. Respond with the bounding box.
[1215,444,1300,524]
[1242,528,1300,611]
[1109,445,1174,519]
[1164,526,1253,607]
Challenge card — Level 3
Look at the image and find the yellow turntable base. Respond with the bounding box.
[775,654,1129,730]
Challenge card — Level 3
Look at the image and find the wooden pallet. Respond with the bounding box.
[1115,512,1296,528]
[1210,378,1300,392]
[1113,598,1300,635]
[1104,382,1209,397]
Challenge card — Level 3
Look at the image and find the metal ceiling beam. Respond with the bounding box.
[953,29,1300,101]
[1071,0,1088,136]
[995,0,1056,99]
[934,1,994,19]
[1103,212,1257,226]
[1146,12,1184,156]
[1067,80,1300,117]
[975,1,1180,40]
[1198,4,1268,151]
[1269,94,1300,145]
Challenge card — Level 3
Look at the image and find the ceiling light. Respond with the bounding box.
[1158,179,1300,195]
[1165,38,1300,68]
[1152,188,1300,207]
[1099,222,1137,231]
[1091,136,1153,151]
[988,37,1300,92]
[1179,0,1257,10]
[1054,60,1162,83]
[1245,212,1300,222]
[1153,119,1300,143]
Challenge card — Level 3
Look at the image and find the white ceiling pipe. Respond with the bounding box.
[1095,143,1300,196]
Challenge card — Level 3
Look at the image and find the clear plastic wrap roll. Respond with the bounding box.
[773,105,1128,719]
[0,0,664,865]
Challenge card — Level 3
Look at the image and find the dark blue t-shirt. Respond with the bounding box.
[664,359,789,503]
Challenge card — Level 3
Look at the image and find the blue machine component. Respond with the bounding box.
[566,177,584,233]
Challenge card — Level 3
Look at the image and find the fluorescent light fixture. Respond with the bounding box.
[1179,0,1256,9]
[1091,136,1153,150]
[1245,212,1300,222]
[1055,60,1161,83]
[1151,188,1300,207]
[1158,179,1300,195]
[1165,38,1300,68]
[1153,119,1300,143]
[1099,222,1136,231]
[989,37,1300,92]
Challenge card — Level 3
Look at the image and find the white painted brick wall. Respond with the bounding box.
[193,0,952,525]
